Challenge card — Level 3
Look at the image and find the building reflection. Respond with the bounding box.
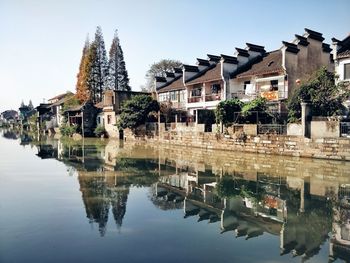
[8,131,350,259]
[154,147,350,262]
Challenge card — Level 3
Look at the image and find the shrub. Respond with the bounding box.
[215,99,243,126]
[94,125,106,137]
[117,95,159,131]
[59,124,77,137]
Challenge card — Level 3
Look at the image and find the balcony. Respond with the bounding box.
[188,96,203,103]
[205,94,221,101]
[232,88,287,102]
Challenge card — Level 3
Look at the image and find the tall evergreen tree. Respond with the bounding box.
[28,100,33,110]
[76,36,91,102]
[90,26,109,102]
[107,30,130,91]
[86,42,99,103]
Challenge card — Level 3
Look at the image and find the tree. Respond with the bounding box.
[20,101,25,108]
[144,59,182,91]
[76,36,91,103]
[89,26,109,103]
[215,99,243,126]
[107,30,130,91]
[28,100,33,110]
[287,67,349,122]
[117,95,159,131]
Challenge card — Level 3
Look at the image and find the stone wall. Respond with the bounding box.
[311,121,340,139]
[133,130,350,161]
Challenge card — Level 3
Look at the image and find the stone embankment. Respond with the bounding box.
[126,130,350,161]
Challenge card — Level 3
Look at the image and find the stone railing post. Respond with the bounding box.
[301,101,312,138]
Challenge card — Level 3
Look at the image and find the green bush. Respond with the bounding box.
[287,67,349,122]
[59,124,77,137]
[94,125,106,137]
[215,99,243,126]
[117,95,159,131]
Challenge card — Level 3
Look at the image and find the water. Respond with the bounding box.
[0,129,350,263]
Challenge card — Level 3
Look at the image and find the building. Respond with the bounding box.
[229,28,334,112]
[64,101,99,136]
[98,90,151,138]
[48,92,75,128]
[155,28,334,118]
[332,34,350,83]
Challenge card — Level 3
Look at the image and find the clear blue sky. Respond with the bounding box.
[0,0,349,112]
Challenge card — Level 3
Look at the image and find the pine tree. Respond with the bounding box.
[107,30,130,91]
[20,101,25,108]
[86,42,99,103]
[28,100,33,109]
[76,36,91,103]
[90,26,109,102]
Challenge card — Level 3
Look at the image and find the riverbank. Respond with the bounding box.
[125,129,350,161]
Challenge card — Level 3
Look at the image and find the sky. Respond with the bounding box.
[0,0,349,112]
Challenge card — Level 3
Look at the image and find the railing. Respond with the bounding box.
[172,101,186,109]
[340,122,350,137]
[205,94,221,101]
[258,124,287,135]
[232,89,287,101]
[188,97,202,103]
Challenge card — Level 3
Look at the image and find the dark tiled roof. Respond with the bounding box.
[295,34,309,46]
[48,93,69,101]
[322,43,332,53]
[235,48,250,57]
[51,94,75,106]
[246,43,265,53]
[221,54,238,64]
[282,41,299,54]
[94,102,104,109]
[197,58,210,66]
[183,64,199,72]
[65,105,83,112]
[337,35,350,56]
[185,63,222,85]
[338,50,350,59]
[158,76,185,93]
[207,54,221,62]
[305,28,324,42]
[236,50,284,78]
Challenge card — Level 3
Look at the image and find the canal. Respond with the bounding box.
[0,129,349,263]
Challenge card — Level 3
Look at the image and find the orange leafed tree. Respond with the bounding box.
[76,36,91,102]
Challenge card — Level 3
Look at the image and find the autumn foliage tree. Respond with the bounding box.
[76,36,90,102]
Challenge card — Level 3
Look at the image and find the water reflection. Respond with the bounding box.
[3,130,350,262]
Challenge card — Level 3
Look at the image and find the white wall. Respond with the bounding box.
[336,57,350,82]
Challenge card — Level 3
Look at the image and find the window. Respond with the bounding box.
[191,87,202,97]
[345,63,350,80]
[107,115,112,124]
[211,84,221,94]
[170,91,177,101]
[243,81,250,91]
[270,80,278,91]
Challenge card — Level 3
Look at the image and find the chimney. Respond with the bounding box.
[246,43,265,59]
[207,54,221,65]
[235,47,250,66]
[165,72,175,82]
[155,76,167,90]
[182,64,199,82]
[196,58,210,71]
[173,67,182,77]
